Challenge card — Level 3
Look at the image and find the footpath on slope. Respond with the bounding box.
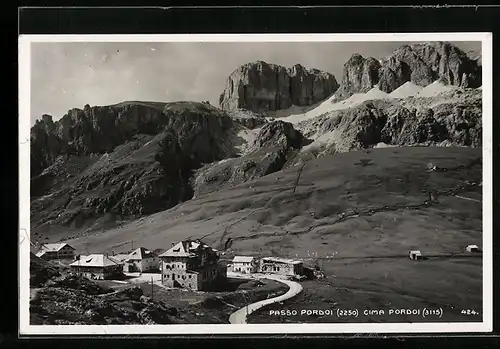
[228,272,303,324]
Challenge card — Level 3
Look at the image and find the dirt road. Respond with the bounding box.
[228,273,303,324]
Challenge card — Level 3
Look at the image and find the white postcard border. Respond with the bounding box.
[19,32,493,335]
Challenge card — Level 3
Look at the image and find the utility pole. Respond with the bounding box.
[151,276,154,300]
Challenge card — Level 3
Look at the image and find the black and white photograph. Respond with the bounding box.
[18,33,493,335]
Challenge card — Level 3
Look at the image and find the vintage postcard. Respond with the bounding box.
[18,33,492,335]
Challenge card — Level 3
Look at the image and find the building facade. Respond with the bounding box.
[36,243,75,260]
[123,247,160,273]
[159,240,226,291]
[69,254,124,280]
[259,257,303,277]
[409,250,423,260]
[231,256,258,274]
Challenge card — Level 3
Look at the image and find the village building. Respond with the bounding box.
[159,240,227,291]
[259,257,304,277]
[231,256,258,274]
[409,250,423,260]
[123,247,160,273]
[466,245,480,253]
[112,253,130,263]
[36,243,75,260]
[69,254,124,280]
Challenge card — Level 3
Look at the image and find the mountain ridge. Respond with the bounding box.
[333,41,481,101]
[29,41,483,242]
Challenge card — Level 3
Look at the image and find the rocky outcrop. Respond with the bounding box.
[30,102,233,178]
[30,101,238,237]
[193,121,306,196]
[334,54,382,100]
[30,274,182,325]
[296,88,482,158]
[249,120,304,152]
[334,42,482,100]
[219,61,339,113]
[30,253,61,287]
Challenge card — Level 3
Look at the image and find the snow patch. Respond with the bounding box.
[217,158,232,165]
[374,142,397,148]
[301,130,341,152]
[234,127,261,154]
[389,81,423,98]
[416,81,458,98]
[278,93,339,125]
[278,86,393,125]
[278,80,467,127]
[364,86,391,100]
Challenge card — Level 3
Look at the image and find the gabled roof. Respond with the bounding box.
[37,243,75,254]
[466,244,479,248]
[160,241,195,258]
[159,240,214,258]
[126,247,157,261]
[409,250,422,254]
[232,256,255,263]
[69,254,123,268]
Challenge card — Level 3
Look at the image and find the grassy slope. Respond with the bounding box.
[63,146,482,257]
[58,146,482,322]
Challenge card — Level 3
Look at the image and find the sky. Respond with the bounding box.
[30,41,481,124]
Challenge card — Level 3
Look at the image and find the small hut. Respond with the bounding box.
[465,245,480,253]
[409,250,423,260]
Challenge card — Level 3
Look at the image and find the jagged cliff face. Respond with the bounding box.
[219,61,339,113]
[30,101,239,235]
[335,54,382,97]
[193,121,306,197]
[334,42,482,100]
[291,88,482,165]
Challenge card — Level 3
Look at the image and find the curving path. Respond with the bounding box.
[228,273,303,324]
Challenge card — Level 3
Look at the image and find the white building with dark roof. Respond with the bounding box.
[409,250,423,260]
[123,247,160,273]
[36,243,75,260]
[231,256,258,274]
[159,240,226,291]
[69,254,124,280]
[465,245,481,253]
[259,257,303,277]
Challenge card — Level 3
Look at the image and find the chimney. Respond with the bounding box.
[112,251,115,256]
[171,242,175,247]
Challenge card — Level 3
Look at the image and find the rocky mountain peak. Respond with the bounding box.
[41,114,53,123]
[219,61,339,113]
[334,41,481,101]
[250,120,305,152]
